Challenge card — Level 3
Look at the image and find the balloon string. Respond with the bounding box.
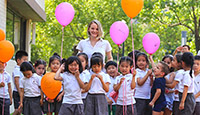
[131,19,135,69]
[61,26,64,58]
[2,70,5,115]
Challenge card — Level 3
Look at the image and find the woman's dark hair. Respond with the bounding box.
[135,52,149,68]
[194,55,200,60]
[20,62,35,73]
[181,52,194,78]
[64,56,83,73]
[119,56,133,67]
[49,53,61,67]
[77,53,89,70]
[90,56,103,69]
[162,55,174,72]
[105,61,117,70]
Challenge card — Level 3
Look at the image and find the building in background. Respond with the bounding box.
[0,0,46,113]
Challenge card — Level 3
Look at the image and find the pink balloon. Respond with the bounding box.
[110,21,129,45]
[142,33,160,54]
[55,2,75,27]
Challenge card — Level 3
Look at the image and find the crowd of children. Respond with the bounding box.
[0,44,200,115]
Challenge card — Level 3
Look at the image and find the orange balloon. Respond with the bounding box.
[0,40,15,63]
[0,29,5,41]
[121,0,143,18]
[41,72,62,99]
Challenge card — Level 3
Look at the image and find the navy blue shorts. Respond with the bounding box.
[153,101,166,112]
[13,91,20,109]
[0,98,10,115]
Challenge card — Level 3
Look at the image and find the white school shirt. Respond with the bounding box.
[178,70,194,93]
[174,69,184,101]
[134,68,151,99]
[106,76,117,105]
[81,70,90,99]
[115,74,136,105]
[194,73,200,102]
[76,38,112,65]
[85,71,111,94]
[12,65,24,92]
[61,72,85,104]
[0,71,11,99]
[19,73,41,97]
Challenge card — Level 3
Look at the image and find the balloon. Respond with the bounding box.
[0,40,15,63]
[0,29,5,41]
[110,21,129,45]
[41,72,62,99]
[142,33,160,55]
[121,0,143,18]
[55,2,75,27]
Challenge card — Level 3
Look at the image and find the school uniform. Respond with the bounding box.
[173,69,184,115]
[20,73,42,115]
[106,75,117,115]
[193,73,200,115]
[114,74,137,115]
[58,72,85,115]
[12,65,24,109]
[164,73,174,111]
[80,70,90,105]
[85,71,111,115]
[135,68,152,115]
[0,71,11,115]
[177,70,195,115]
[151,77,166,112]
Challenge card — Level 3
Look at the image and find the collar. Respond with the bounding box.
[86,37,103,41]
[136,68,148,72]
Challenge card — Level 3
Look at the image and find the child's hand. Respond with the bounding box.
[18,103,23,111]
[149,101,154,107]
[74,70,80,78]
[176,46,183,52]
[132,69,137,77]
[174,89,179,94]
[0,82,5,87]
[165,88,169,94]
[56,94,63,102]
[40,99,43,105]
[96,74,103,80]
[60,63,65,71]
[120,78,125,84]
[107,99,113,105]
[147,69,152,76]
[179,102,184,110]
[10,98,12,105]
[47,98,54,103]
[91,74,96,80]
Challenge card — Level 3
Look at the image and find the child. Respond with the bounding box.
[149,61,169,115]
[18,62,43,115]
[0,61,12,115]
[34,59,47,77]
[54,56,85,115]
[177,52,195,115]
[43,53,64,115]
[84,55,111,115]
[12,50,28,115]
[105,61,118,115]
[165,54,183,115]
[162,55,175,115]
[114,56,137,115]
[193,55,200,115]
[77,53,90,105]
[134,52,153,115]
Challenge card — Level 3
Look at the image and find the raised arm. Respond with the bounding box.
[131,69,136,89]
[113,78,125,92]
[166,80,179,89]
[54,64,65,81]
[106,51,113,62]
[137,69,152,86]
[96,74,109,92]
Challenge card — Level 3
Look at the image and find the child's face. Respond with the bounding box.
[17,56,28,66]
[163,57,172,69]
[136,55,147,70]
[193,60,200,73]
[119,61,130,75]
[182,46,189,53]
[172,56,180,69]
[106,65,117,77]
[78,55,87,70]
[92,64,102,74]
[153,63,164,78]
[35,64,45,76]
[22,70,32,78]
[68,61,79,74]
[50,59,61,73]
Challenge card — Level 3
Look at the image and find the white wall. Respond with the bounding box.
[0,0,7,32]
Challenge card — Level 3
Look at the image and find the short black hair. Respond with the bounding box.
[49,53,61,67]
[90,56,103,69]
[92,52,103,59]
[119,56,133,67]
[77,52,89,70]
[20,61,35,73]
[182,45,190,50]
[194,55,200,60]
[181,52,194,78]
[105,61,117,70]
[135,52,149,68]
[15,50,28,62]
[64,56,83,73]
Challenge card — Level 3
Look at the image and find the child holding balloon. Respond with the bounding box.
[18,62,43,115]
[54,56,85,115]
[0,61,12,115]
[43,53,64,115]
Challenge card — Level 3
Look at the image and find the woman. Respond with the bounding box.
[76,20,113,65]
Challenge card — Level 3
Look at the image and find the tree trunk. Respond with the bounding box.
[195,32,200,53]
